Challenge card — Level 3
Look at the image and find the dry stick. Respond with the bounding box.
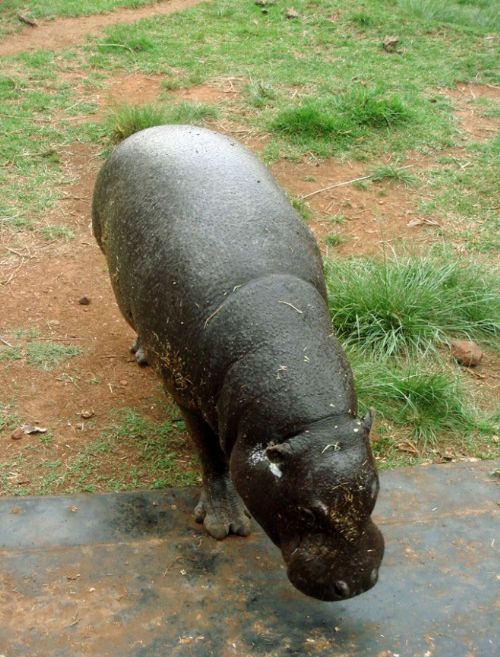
[17,14,38,27]
[4,247,31,259]
[0,337,14,348]
[301,165,414,200]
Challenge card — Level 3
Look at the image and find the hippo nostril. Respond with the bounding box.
[334,580,350,598]
[370,568,378,585]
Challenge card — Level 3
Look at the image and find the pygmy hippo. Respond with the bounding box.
[92,125,384,601]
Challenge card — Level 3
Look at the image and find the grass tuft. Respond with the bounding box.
[351,349,475,445]
[325,233,347,247]
[106,102,219,143]
[163,101,219,124]
[398,0,500,30]
[291,197,312,221]
[270,88,412,154]
[370,164,416,185]
[40,225,75,241]
[325,252,499,356]
[106,104,170,143]
[246,80,278,108]
[26,342,82,371]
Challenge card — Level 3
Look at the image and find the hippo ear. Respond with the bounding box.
[362,408,375,432]
[266,442,292,463]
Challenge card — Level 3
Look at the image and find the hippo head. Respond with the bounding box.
[231,410,384,601]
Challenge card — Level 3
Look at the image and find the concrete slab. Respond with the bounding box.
[0,461,498,657]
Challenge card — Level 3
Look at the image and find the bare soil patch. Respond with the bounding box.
[0,0,205,56]
[270,157,433,257]
[439,83,500,142]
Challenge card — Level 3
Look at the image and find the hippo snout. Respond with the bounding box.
[282,520,384,601]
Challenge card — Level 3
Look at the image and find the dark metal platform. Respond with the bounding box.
[0,461,498,657]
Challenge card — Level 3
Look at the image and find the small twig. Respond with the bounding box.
[465,369,486,380]
[278,300,303,314]
[301,165,414,200]
[4,246,31,259]
[17,14,38,27]
[0,337,14,348]
[1,259,26,285]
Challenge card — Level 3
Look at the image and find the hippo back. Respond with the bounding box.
[92,125,326,333]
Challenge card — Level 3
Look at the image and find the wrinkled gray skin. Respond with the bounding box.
[92,125,384,601]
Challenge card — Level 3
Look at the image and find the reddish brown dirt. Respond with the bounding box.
[1,12,499,494]
[438,83,500,142]
[0,0,206,56]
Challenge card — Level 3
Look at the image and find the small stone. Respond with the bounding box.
[79,296,91,305]
[451,340,482,367]
[11,428,24,440]
[80,409,95,419]
[286,8,299,19]
[120,379,128,386]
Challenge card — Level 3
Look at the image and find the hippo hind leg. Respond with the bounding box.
[180,407,251,540]
[130,336,148,366]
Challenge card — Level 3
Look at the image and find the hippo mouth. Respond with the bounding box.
[281,520,384,601]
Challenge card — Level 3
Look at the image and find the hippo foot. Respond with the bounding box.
[194,477,252,540]
[130,337,148,366]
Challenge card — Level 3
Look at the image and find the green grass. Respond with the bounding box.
[291,197,312,221]
[0,347,22,362]
[325,233,348,247]
[269,88,412,155]
[40,225,75,241]
[421,136,500,252]
[0,408,199,496]
[2,0,498,233]
[1,328,82,371]
[0,0,498,481]
[352,351,474,445]
[326,214,348,225]
[325,251,499,356]
[369,164,417,185]
[0,0,162,36]
[245,80,278,108]
[0,58,84,232]
[106,101,219,143]
[0,403,21,432]
[107,103,172,143]
[81,0,497,156]
[398,0,500,30]
[26,342,82,371]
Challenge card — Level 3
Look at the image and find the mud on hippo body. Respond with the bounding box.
[92,125,384,601]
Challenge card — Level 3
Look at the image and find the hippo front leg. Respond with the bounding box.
[180,407,251,540]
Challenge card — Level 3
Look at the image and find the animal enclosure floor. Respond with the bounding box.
[0,461,498,657]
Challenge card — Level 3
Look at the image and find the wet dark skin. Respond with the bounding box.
[92,126,384,601]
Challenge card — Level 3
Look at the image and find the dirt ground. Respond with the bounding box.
[1,2,499,494]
